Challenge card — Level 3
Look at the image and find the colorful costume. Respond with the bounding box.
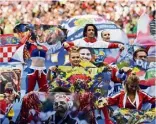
[78,92,96,124]
[106,90,155,110]
[100,90,155,124]
[26,43,48,93]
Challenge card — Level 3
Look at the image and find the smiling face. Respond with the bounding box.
[79,48,92,61]
[69,52,81,66]
[101,31,110,42]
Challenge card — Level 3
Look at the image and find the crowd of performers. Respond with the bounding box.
[0,23,156,124]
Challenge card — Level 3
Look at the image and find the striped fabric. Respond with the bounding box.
[149,19,156,36]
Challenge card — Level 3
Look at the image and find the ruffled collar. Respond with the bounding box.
[84,37,96,43]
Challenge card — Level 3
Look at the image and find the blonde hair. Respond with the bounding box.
[68,47,80,57]
[125,73,140,92]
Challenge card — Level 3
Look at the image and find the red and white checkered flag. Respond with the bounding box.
[0,34,24,63]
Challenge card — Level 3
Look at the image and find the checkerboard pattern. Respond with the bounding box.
[0,45,18,62]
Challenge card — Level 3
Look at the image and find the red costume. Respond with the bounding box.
[100,90,155,124]
[106,90,155,110]
[26,43,48,93]
[108,90,156,110]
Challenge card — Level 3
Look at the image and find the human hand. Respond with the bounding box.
[118,44,124,51]
[49,66,58,72]
[0,94,5,100]
[121,67,132,73]
[70,46,79,51]
[37,45,43,50]
[98,97,108,108]
[105,65,112,71]
[15,92,21,102]
[63,42,70,48]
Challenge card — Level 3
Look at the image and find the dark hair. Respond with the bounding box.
[79,47,94,55]
[83,24,98,37]
[0,27,3,34]
[13,24,29,33]
[133,48,147,61]
[152,10,156,18]
[30,31,37,41]
[52,87,71,93]
[13,24,37,44]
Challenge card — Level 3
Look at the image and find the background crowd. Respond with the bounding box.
[0,0,155,35]
[0,0,156,124]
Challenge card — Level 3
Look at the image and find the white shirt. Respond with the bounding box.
[73,38,110,48]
